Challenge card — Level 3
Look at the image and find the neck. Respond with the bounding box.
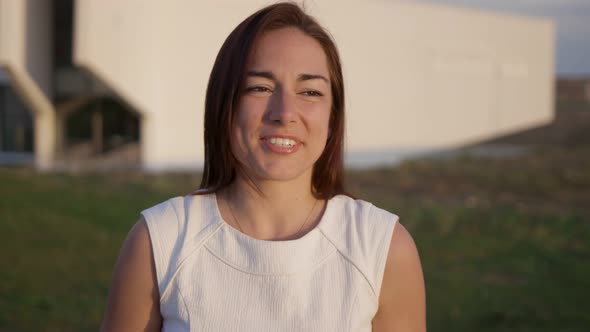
[219,172,323,240]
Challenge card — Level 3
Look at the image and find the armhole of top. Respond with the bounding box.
[371,204,398,301]
[322,199,399,304]
[141,197,184,297]
[141,208,165,296]
[140,195,216,301]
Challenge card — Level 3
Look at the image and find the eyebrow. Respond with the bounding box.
[299,73,329,83]
[246,71,329,83]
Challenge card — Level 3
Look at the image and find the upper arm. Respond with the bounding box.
[100,218,162,332]
[373,222,426,332]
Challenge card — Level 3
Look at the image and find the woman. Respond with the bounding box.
[101,2,425,331]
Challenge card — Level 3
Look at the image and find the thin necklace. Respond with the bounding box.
[226,191,319,238]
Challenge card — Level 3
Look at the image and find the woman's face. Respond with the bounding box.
[231,27,332,184]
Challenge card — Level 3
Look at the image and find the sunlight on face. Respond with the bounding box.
[231,27,332,184]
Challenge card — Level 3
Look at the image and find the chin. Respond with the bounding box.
[252,161,313,183]
[260,169,309,182]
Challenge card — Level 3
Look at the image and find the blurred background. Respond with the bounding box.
[0,0,588,331]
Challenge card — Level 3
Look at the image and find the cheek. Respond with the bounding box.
[230,106,261,158]
[230,111,248,157]
[232,106,254,140]
[313,105,332,137]
[234,98,266,132]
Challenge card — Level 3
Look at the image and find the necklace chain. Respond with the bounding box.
[226,191,319,238]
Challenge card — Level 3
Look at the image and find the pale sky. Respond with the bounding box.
[416,0,590,77]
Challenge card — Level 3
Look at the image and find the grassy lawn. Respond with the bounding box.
[1,146,589,331]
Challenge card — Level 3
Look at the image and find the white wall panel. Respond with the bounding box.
[74,0,554,170]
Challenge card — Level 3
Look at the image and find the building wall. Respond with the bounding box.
[0,0,56,169]
[69,0,552,170]
[0,0,53,99]
[0,1,24,68]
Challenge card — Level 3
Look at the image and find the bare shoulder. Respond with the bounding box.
[373,222,426,332]
[100,218,162,332]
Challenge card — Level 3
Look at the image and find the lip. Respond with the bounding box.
[260,135,302,154]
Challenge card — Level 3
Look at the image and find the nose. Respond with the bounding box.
[268,87,297,124]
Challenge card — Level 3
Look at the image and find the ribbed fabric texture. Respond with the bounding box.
[142,194,398,332]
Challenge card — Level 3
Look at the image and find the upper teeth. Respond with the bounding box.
[269,137,296,147]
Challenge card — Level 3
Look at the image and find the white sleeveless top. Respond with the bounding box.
[142,194,398,332]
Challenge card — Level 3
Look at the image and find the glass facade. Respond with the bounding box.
[0,78,34,153]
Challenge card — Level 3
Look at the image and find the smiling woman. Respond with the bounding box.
[100,2,425,332]
[231,27,332,184]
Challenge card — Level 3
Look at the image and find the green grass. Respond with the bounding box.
[1,146,589,331]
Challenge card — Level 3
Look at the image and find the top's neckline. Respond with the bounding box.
[210,192,338,243]
[201,193,343,275]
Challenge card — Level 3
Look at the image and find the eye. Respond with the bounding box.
[245,86,273,94]
[301,90,324,97]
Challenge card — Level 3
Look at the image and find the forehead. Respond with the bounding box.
[246,27,330,77]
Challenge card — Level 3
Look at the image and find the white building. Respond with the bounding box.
[0,0,555,171]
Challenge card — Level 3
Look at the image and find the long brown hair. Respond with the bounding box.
[198,2,346,200]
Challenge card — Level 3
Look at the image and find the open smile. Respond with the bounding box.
[261,135,302,154]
